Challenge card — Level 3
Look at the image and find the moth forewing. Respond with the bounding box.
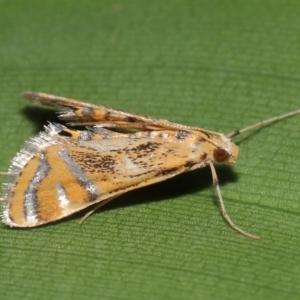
[3,123,226,228]
[23,92,226,136]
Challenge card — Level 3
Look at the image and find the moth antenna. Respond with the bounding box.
[208,161,260,240]
[227,109,300,138]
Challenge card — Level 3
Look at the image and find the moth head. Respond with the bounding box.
[212,135,239,164]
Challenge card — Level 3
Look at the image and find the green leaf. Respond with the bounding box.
[1,1,300,299]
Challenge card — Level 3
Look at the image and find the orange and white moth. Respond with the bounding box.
[2,92,300,239]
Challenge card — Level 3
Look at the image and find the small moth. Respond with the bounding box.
[2,92,300,240]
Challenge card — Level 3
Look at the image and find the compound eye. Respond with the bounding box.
[213,148,230,162]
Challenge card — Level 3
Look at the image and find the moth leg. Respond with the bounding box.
[78,195,119,225]
[208,161,260,240]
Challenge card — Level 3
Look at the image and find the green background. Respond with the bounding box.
[1,1,300,299]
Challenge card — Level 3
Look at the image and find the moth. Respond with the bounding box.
[2,92,300,239]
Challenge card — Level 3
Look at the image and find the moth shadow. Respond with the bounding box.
[86,164,238,217]
[22,106,62,132]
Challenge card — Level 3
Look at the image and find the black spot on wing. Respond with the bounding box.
[58,130,73,137]
[82,107,94,117]
[175,130,190,140]
[201,153,207,160]
[78,154,117,173]
[126,116,138,122]
[155,167,178,177]
[131,142,160,153]
[184,161,195,169]
[104,111,111,120]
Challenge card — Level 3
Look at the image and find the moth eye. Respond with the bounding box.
[213,148,230,162]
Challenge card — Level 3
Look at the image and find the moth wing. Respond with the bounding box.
[3,125,208,227]
[23,92,199,132]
